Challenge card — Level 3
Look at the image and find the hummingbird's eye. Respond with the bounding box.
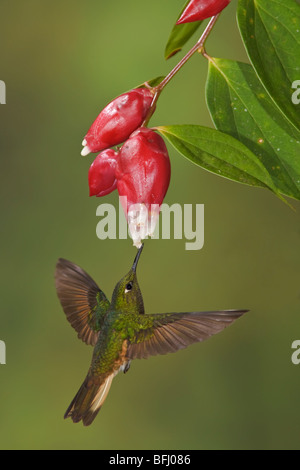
[125,282,133,293]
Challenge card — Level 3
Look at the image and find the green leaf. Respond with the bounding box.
[156,124,280,195]
[206,57,300,200]
[237,0,300,130]
[165,1,202,60]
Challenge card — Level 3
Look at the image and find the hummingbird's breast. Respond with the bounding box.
[90,310,130,377]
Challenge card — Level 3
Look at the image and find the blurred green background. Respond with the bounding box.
[1,0,299,450]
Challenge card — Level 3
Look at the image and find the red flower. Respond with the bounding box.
[88,149,118,197]
[177,0,231,24]
[81,88,153,156]
[116,128,171,247]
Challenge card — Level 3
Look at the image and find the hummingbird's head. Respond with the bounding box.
[111,244,145,314]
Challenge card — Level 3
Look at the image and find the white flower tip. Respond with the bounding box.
[127,203,161,246]
[127,204,148,247]
[81,145,91,156]
[133,239,143,249]
[82,138,87,146]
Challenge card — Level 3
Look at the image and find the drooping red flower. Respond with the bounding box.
[88,149,119,197]
[81,88,154,156]
[177,0,231,24]
[116,128,171,247]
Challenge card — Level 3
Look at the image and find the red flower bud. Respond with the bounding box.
[81,88,154,156]
[116,128,171,247]
[176,0,231,24]
[88,149,118,197]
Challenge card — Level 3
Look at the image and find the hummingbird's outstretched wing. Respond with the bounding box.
[55,258,110,346]
[126,310,247,360]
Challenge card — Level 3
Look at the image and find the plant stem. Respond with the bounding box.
[143,14,221,127]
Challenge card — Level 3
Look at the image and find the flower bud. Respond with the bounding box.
[176,0,231,24]
[81,88,154,156]
[88,149,118,197]
[116,128,171,248]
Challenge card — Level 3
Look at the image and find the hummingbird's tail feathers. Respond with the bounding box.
[64,373,114,426]
[127,309,248,360]
[55,258,110,346]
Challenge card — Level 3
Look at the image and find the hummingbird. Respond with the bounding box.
[55,245,247,426]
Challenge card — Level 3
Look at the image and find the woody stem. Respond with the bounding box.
[142,13,221,127]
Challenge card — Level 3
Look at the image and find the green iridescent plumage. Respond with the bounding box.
[55,245,247,426]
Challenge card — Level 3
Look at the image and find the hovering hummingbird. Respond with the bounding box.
[55,245,247,426]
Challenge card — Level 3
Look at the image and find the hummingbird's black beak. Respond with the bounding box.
[132,244,144,272]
